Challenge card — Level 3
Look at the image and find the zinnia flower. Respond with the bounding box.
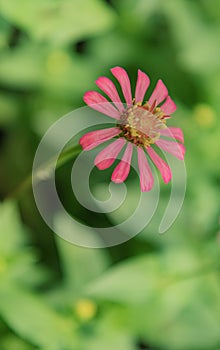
[80,67,185,191]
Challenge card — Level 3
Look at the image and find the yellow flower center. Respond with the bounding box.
[119,103,167,147]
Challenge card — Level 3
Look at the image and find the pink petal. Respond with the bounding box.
[79,127,121,151]
[111,66,133,106]
[156,139,186,160]
[95,76,124,113]
[111,142,133,183]
[137,147,154,192]
[148,79,168,107]
[146,147,172,184]
[160,127,184,143]
[95,138,126,170]
[160,96,177,115]
[84,91,120,119]
[135,69,150,104]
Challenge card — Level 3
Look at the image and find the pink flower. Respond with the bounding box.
[80,67,185,192]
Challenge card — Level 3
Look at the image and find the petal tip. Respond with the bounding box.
[164,173,172,184]
[110,66,124,73]
[111,176,123,184]
[161,96,177,115]
[83,91,96,105]
[140,182,154,192]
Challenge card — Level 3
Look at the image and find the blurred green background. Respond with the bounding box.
[0,0,220,349]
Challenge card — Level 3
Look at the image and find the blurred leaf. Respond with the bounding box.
[0,0,116,45]
[125,274,220,350]
[200,0,220,22]
[162,0,220,74]
[1,334,34,350]
[41,50,98,99]
[115,0,159,33]
[0,17,9,51]
[0,45,43,88]
[188,179,219,234]
[54,216,110,291]
[0,201,26,257]
[0,94,19,124]
[86,249,207,303]
[0,201,48,287]
[87,248,220,349]
[0,281,78,350]
[82,329,134,350]
[78,305,134,350]
[179,29,220,74]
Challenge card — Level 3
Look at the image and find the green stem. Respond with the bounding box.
[6,144,81,200]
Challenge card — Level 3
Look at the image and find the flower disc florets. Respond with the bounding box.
[119,103,167,147]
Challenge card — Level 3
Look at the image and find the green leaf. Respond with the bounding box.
[0,0,116,45]
[127,274,220,350]
[1,334,34,350]
[54,214,110,291]
[79,306,134,350]
[0,201,26,257]
[0,282,77,350]
[86,253,164,303]
[162,0,220,74]
[0,201,48,291]
[82,330,134,350]
[86,248,214,303]
[0,45,43,88]
[0,94,19,125]
[87,248,220,349]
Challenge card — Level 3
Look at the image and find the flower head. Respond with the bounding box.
[80,67,185,191]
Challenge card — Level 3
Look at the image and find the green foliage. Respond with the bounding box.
[0,0,220,349]
[0,283,77,350]
[0,0,115,44]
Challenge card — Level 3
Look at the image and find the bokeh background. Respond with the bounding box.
[0,0,220,349]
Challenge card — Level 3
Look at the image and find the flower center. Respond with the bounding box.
[119,103,167,147]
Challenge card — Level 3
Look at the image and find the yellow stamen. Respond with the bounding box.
[119,102,167,147]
